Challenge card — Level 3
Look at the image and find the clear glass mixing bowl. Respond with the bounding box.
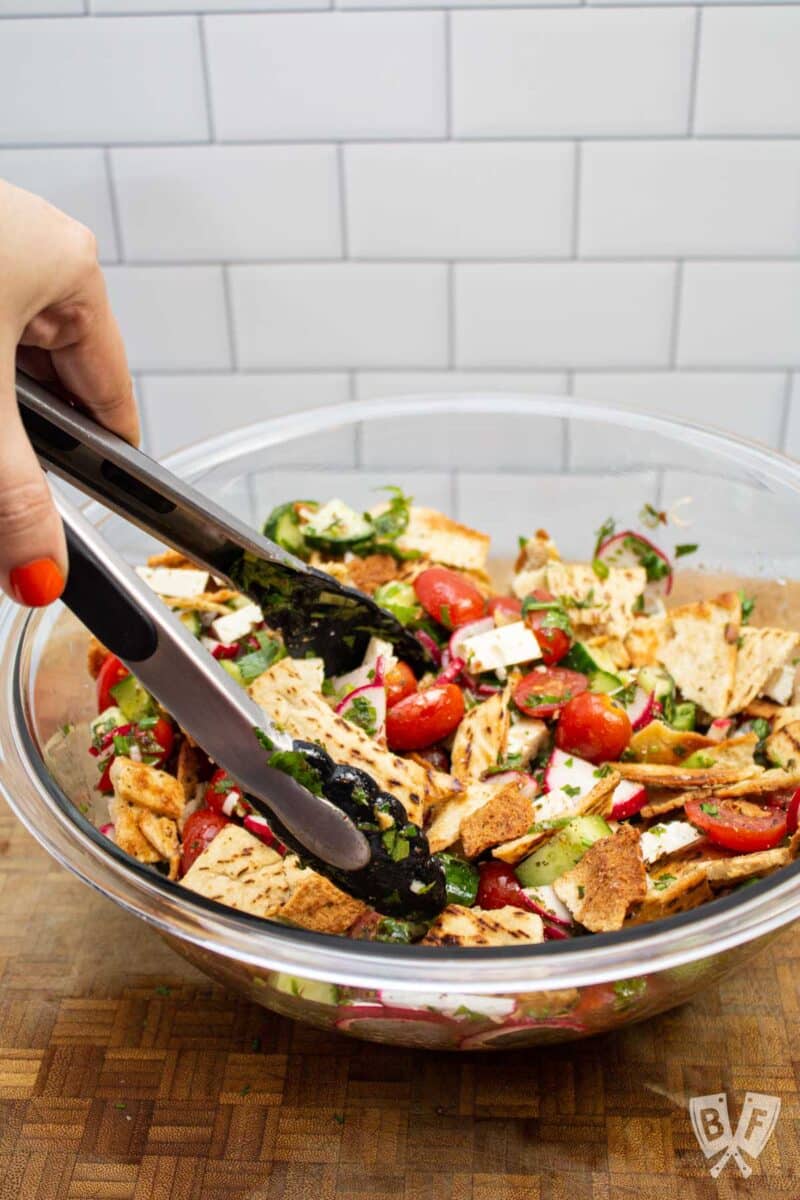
[3,394,800,1050]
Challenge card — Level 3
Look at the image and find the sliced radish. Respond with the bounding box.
[484,770,539,799]
[521,885,572,927]
[332,637,395,696]
[624,687,655,732]
[378,991,516,1022]
[435,656,465,685]
[415,630,442,666]
[336,683,387,739]
[707,718,735,744]
[449,616,494,662]
[99,822,115,839]
[460,1017,588,1050]
[335,1005,459,1049]
[596,529,673,611]
[543,748,597,798]
[610,779,648,820]
[243,813,287,855]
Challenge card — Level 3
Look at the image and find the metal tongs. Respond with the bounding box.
[17,369,444,918]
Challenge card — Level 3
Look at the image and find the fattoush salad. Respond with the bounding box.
[71,488,800,948]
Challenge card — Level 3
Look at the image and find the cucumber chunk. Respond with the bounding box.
[273,973,339,1005]
[588,669,625,696]
[515,815,612,887]
[179,610,202,637]
[637,665,675,704]
[564,641,623,694]
[263,500,312,560]
[219,658,245,687]
[669,701,697,732]
[303,498,373,550]
[110,673,155,723]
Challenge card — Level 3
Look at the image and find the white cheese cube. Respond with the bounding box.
[460,620,541,674]
[505,717,548,767]
[640,820,704,865]
[764,662,798,706]
[136,566,210,598]
[211,603,263,645]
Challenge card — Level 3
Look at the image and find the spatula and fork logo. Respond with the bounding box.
[690,1092,781,1178]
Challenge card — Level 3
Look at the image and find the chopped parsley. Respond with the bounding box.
[700,802,719,816]
[593,764,613,779]
[592,557,610,582]
[640,503,667,530]
[343,694,379,736]
[577,885,585,899]
[653,874,676,891]
[623,535,671,584]
[739,591,757,624]
[613,978,647,1011]
[593,517,616,559]
[675,543,699,559]
[561,784,582,798]
[255,728,325,797]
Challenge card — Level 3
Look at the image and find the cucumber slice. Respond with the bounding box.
[564,641,620,680]
[669,701,696,732]
[636,665,675,704]
[303,498,373,549]
[263,500,312,560]
[110,673,155,723]
[515,815,612,887]
[374,580,421,626]
[219,658,245,687]
[90,706,126,740]
[588,669,625,695]
[179,610,202,637]
[273,973,339,1005]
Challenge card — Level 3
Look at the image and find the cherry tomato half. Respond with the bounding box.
[524,588,572,667]
[205,767,249,817]
[487,596,522,625]
[788,788,800,835]
[180,809,230,875]
[414,567,486,630]
[685,796,788,853]
[95,715,174,794]
[96,654,130,713]
[385,683,465,752]
[477,861,532,911]
[513,667,588,720]
[555,691,632,764]
[385,661,417,708]
[150,716,175,766]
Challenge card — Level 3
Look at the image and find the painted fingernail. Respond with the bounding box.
[10,558,65,607]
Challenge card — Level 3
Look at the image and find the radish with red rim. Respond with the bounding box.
[243,814,287,855]
[596,530,672,610]
[335,683,387,739]
[449,617,494,662]
[610,779,648,820]
[623,687,655,732]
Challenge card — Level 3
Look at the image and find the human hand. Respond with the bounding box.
[0,180,138,606]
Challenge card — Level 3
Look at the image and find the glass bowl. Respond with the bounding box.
[3,394,800,1051]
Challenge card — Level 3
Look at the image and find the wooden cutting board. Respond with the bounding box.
[2,794,800,1200]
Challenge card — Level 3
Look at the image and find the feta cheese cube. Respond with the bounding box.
[505,717,548,767]
[460,621,541,674]
[640,820,704,865]
[211,603,263,645]
[136,566,210,598]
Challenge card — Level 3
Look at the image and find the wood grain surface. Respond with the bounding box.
[2,794,800,1200]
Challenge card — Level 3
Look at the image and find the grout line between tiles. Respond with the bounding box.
[336,144,349,258]
[668,261,683,367]
[197,15,216,144]
[687,6,703,135]
[103,146,125,263]
[220,265,239,370]
[4,135,800,150]
[447,263,456,369]
[779,372,794,454]
[444,9,453,140]
[571,142,582,257]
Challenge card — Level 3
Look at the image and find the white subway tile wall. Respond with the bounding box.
[0,3,796,484]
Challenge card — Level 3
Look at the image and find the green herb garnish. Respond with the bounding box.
[675,543,699,558]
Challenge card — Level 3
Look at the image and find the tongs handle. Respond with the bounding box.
[16,367,296,583]
[53,495,370,873]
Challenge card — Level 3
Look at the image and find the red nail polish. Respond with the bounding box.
[10,558,65,607]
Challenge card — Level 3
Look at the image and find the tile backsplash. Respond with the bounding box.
[1,1,798,469]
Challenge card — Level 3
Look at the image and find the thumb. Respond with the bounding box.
[0,358,67,606]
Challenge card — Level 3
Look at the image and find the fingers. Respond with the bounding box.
[19,247,140,448]
[0,353,67,605]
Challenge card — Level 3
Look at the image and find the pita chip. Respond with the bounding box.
[450,688,510,785]
[658,592,741,718]
[492,769,619,865]
[626,865,712,925]
[728,626,800,715]
[553,825,647,933]
[614,761,757,790]
[393,507,490,574]
[544,562,646,641]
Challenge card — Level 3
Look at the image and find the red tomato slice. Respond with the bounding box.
[524,589,572,667]
[685,797,788,853]
[788,788,800,835]
[477,861,531,910]
[414,567,486,630]
[555,691,632,764]
[513,667,588,719]
[385,661,417,708]
[385,683,465,752]
[96,654,130,713]
[205,767,249,817]
[487,596,522,624]
[180,809,230,875]
[150,716,174,766]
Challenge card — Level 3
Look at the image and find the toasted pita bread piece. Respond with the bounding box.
[109,757,185,820]
[627,721,716,766]
[137,811,180,879]
[451,688,510,785]
[544,563,646,641]
[392,506,489,574]
[715,768,800,798]
[728,626,800,714]
[147,549,200,570]
[511,530,560,599]
[710,733,760,770]
[276,873,367,934]
[626,865,712,925]
[492,770,620,865]
[745,698,781,720]
[460,780,535,859]
[176,740,209,802]
[765,720,800,771]
[614,761,757,790]
[553,825,647,933]
[87,635,109,679]
[640,788,715,820]
[772,705,800,733]
[420,904,544,948]
[164,591,240,614]
[250,659,459,825]
[426,777,522,854]
[109,797,161,865]
[624,615,671,668]
[699,846,792,887]
[181,824,295,917]
[658,592,741,718]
